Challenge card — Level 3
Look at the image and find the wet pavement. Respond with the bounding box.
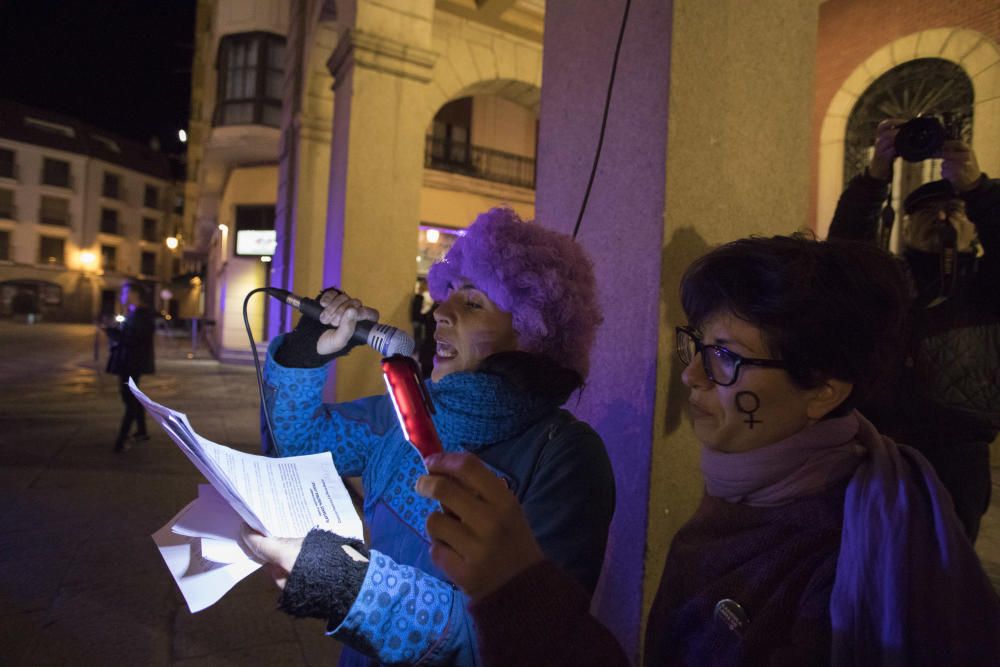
[1,321,998,665]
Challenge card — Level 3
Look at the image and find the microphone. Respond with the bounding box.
[267,288,416,357]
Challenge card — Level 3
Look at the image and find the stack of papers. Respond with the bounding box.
[129,379,364,612]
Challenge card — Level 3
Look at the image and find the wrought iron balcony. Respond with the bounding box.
[425,136,535,190]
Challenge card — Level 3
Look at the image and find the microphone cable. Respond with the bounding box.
[572,0,632,240]
[243,287,282,456]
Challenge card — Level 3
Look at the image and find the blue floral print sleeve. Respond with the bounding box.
[329,549,476,665]
[263,335,388,474]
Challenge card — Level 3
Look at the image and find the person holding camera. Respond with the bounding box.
[828,118,1000,541]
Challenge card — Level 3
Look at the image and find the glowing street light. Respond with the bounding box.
[79,250,97,270]
[165,236,179,250]
[178,129,188,143]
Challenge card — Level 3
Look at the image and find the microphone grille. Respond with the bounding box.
[385,330,416,357]
[368,323,415,357]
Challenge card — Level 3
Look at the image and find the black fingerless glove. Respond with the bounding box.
[278,529,371,626]
[273,289,364,368]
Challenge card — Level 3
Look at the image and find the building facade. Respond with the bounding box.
[182,0,541,363]
[0,101,182,322]
[812,0,1000,235]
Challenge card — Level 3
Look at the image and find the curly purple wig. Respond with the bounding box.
[427,208,602,379]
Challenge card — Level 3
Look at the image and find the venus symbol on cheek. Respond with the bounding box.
[735,391,761,429]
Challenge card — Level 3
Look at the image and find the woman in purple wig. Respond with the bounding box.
[242,208,615,667]
[417,234,1000,666]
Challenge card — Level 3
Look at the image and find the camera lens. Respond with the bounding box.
[895,116,946,163]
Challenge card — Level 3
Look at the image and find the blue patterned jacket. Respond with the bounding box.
[262,337,616,666]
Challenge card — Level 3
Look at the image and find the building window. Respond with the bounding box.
[141,250,157,276]
[142,217,158,242]
[38,236,65,264]
[0,148,14,179]
[0,229,9,261]
[103,172,121,199]
[233,204,276,256]
[0,188,14,219]
[39,196,70,226]
[143,184,159,209]
[100,207,120,235]
[235,205,275,232]
[42,158,71,188]
[214,32,285,128]
[101,244,117,272]
[845,58,973,185]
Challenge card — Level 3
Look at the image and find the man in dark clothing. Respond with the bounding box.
[828,121,1000,540]
[104,282,156,452]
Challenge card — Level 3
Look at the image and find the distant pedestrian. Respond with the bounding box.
[104,282,156,452]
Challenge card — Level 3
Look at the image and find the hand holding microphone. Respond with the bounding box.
[267,287,415,358]
[312,289,381,355]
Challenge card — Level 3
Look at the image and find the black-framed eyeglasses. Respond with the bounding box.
[675,326,785,387]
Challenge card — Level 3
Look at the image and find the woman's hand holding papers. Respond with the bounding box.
[240,524,304,590]
[416,452,544,601]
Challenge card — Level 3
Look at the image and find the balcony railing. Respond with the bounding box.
[425,136,536,190]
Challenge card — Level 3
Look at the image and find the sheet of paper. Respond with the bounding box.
[171,485,241,541]
[129,378,363,540]
[133,381,366,612]
[152,503,263,613]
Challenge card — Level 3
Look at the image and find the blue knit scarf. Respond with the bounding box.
[427,372,562,451]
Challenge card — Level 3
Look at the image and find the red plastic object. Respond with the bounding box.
[382,355,442,460]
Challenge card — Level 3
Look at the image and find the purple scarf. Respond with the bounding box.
[700,411,1000,665]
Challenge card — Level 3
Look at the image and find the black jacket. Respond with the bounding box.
[106,305,156,376]
[828,172,1000,538]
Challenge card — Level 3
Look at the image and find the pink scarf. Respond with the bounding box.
[700,411,1000,664]
[700,413,864,506]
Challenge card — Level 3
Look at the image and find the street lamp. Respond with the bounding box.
[79,250,98,271]
[165,236,179,250]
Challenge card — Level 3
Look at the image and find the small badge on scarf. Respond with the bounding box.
[714,598,750,636]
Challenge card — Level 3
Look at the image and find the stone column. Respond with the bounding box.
[323,0,436,401]
[270,0,335,338]
[537,0,818,659]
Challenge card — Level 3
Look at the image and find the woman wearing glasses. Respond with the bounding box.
[417,235,1000,666]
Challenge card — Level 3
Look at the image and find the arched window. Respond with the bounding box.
[844,58,973,185]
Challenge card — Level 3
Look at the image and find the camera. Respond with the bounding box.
[894,113,962,163]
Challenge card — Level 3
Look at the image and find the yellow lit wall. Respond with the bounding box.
[217,164,278,352]
[420,174,535,229]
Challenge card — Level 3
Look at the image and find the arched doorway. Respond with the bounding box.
[815,29,1000,237]
[843,58,973,251]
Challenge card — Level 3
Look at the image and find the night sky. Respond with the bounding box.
[0,0,196,153]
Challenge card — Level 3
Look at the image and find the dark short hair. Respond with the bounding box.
[680,235,911,415]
